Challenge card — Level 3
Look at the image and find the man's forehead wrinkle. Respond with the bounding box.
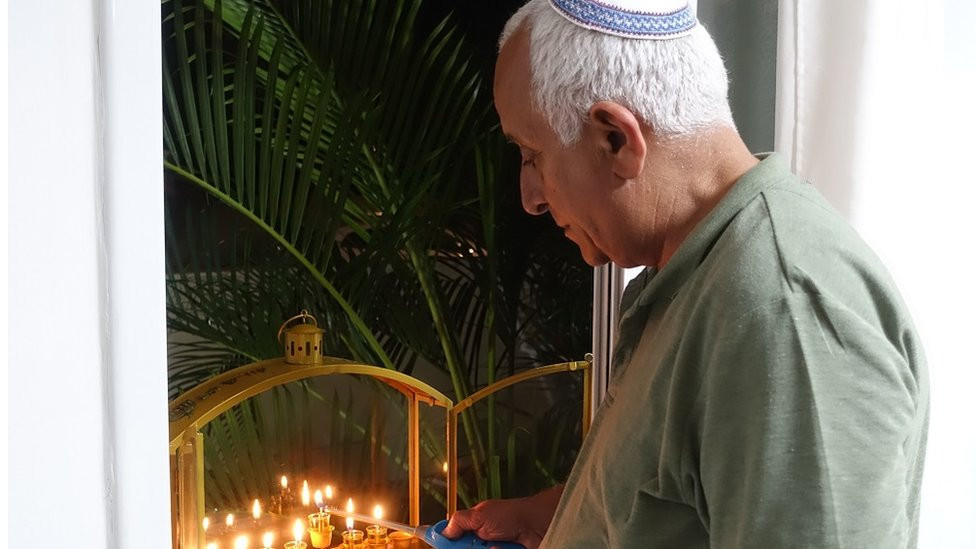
[499,116,529,146]
[499,107,538,149]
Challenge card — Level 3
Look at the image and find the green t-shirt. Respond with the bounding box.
[541,154,929,548]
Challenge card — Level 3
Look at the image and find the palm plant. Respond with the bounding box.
[163,0,592,517]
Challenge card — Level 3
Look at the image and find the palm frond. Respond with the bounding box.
[164,0,592,513]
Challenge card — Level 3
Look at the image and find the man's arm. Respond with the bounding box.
[441,484,564,549]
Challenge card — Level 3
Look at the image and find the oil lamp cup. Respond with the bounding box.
[340,529,365,549]
[308,525,335,549]
[365,524,388,547]
[388,531,415,549]
[307,513,335,549]
[308,511,331,530]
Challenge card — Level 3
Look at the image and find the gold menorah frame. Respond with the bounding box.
[168,314,592,549]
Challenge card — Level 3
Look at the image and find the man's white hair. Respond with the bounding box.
[500,0,735,145]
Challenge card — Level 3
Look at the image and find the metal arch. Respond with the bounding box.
[169,357,454,451]
[169,356,595,547]
[446,359,593,515]
[451,360,591,416]
[169,356,455,548]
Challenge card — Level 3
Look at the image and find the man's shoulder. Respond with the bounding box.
[683,178,865,299]
[689,178,916,352]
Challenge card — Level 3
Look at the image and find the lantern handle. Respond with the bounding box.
[277,309,319,342]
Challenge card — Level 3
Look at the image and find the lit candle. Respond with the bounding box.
[226,513,235,529]
[262,532,274,549]
[443,461,448,474]
[278,475,290,515]
[234,535,249,549]
[284,519,308,549]
[203,516,210,532]
[365,505,388,545]
[325,485,334,504]
[308,488,334,548]
[206,543,218,549]
[341,499,364,549]
[302,480,311,507]
[253,499,262,521]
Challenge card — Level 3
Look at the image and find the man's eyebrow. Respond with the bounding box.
[503,134,527,148]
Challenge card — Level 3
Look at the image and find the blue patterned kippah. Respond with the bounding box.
[549,0,697,39]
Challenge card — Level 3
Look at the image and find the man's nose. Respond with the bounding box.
[520,171,549,216]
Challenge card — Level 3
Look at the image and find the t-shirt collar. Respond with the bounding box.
[621,152,793,311]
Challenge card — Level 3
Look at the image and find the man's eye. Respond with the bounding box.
[520,150,538,167]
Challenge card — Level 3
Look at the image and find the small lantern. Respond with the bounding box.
[278,310,326,365]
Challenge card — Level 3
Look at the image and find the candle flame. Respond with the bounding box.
[346,498,355,530]
[234,535,249,549]
[262,532,273,548]
[252,499,261,520]
[443,461,449,473]
[203,516,210,531]
[325,485,334,499]
[302,480,311,506]
[281,475,288,489]
[292,519,305,542]
[314,489,323,506]
[226,513,235,527]
[373,505,383,521]
[206,543,218,549]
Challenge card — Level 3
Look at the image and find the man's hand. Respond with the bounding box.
[441,485,563,549]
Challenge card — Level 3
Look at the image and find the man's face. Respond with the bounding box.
[493,28,630,267]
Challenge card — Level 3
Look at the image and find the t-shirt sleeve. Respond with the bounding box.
[694,291,921,548]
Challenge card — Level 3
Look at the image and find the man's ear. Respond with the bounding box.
[587,101,647,180]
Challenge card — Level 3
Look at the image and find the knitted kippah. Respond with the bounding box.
[548,0,697,39]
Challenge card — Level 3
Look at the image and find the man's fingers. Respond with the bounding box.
[442,509,479,539]
[440,519,462,539]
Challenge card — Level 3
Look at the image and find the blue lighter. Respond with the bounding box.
[328,509,524,549]
[418,519,525,549]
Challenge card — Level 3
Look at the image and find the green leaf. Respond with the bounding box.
[163,0,592,515]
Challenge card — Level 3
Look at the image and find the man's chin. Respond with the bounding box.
[579,249,611,267]
[564,231,610,266]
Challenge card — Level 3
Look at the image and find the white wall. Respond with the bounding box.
[907,3,976,546]
[8,0,171,547]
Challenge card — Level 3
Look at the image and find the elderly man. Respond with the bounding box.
[443,0,929,547]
